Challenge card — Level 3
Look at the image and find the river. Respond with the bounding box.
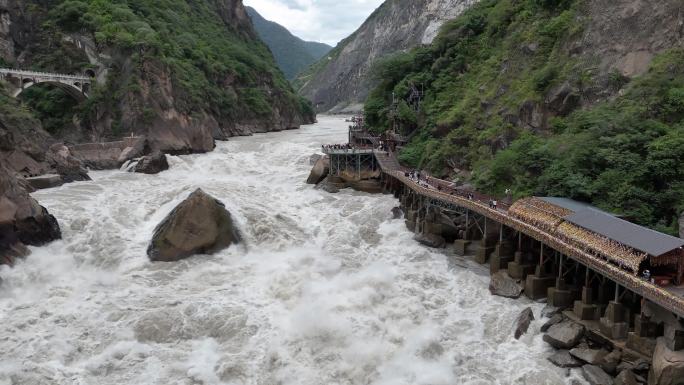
[0,116,584,385]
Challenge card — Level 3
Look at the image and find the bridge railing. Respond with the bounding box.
[0,68,92,81]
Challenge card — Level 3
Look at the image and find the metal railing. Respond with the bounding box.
[0,68,92,81]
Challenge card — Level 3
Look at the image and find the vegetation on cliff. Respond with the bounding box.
[9,0,313,145]
[365,0,684,234]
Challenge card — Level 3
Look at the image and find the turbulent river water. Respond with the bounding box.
[1,116,586,385]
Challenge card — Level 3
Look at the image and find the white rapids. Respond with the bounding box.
[0,116,587,385]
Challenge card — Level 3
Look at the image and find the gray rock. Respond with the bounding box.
[614,370,638,385]
[600,350,622,375]
[306,156,330,184]
[541,314,564,332]
[414,233,446,248]
[25,174,64,190]
[514,307,535,339]
[134,152,169,174]
[147,189,242,262]
[570,348,609,365]
[309,153,322,166]
[544,321,585,349]
[582,364,614,385]
[649,337,684,385]
[548,350,583,368]
[118,138,147,164]
[489,271,523,299]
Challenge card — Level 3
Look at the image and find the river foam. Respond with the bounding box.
[0,116,587,384]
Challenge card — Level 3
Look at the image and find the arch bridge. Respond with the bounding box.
[0,68,94,100]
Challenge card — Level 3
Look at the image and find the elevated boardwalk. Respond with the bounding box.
[373,150,684,317]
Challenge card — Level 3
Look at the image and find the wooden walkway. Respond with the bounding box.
[373,150,684,317]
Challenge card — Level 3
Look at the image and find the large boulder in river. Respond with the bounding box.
[135,152,169,174]
[489,271,523,299]
[306,156,329,184]
[147,189,241,262]
[648,337,684,385]
[543,320,585,349]
[0,164,61,264]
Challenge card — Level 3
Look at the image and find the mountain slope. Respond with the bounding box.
[294,0,479,113]
[0,0,315,153]
[365,0,684,233]
[246,6,332,80]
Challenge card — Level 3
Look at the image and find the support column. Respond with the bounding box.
[574,268,599,320]
[490,223,514,274]
[454,210,473,256]
[547,254,574,308]
[599,284,630,340]
[508,232,535,279]
[474,218,496,264]
[524,242,555,300]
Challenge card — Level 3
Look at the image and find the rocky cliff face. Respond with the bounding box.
[0,0,315,154]
[295,0,479,113]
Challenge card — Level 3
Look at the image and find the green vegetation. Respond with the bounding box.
[15,0,311,135]
[19,85,80,136]
[365,0,684,233]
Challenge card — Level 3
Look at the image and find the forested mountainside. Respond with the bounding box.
[246,6,332,80]
[0,0,315,154]
[294,0,479,113]
[365,0,684,234]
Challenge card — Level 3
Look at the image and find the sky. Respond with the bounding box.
[243,0,385,46]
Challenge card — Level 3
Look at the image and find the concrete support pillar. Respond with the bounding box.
[547,254,575,308]
[508,233,535,279]
[489,224,514,274]
[599,286,630,340]
[573,270,598,320]
[474,218,496,264]
[524,242,555,300]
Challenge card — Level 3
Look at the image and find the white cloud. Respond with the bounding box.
[243,0,384,46]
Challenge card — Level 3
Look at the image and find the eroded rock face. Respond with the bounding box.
[489,271,523,299]
[0,164,61,264]
[148,189,242,262]
[649,337,684,385]
[297,0,479,112]
[134,152,169,175]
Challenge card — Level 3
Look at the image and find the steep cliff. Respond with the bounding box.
[246,6,331,80]
[366,0,684,233]
[294,0,479,113]
[0,0,315,154]
[0,88,63,263]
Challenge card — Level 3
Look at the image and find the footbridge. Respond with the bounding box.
[321,135,684,356]
[371,149,684,358]
[0,68,93,99]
